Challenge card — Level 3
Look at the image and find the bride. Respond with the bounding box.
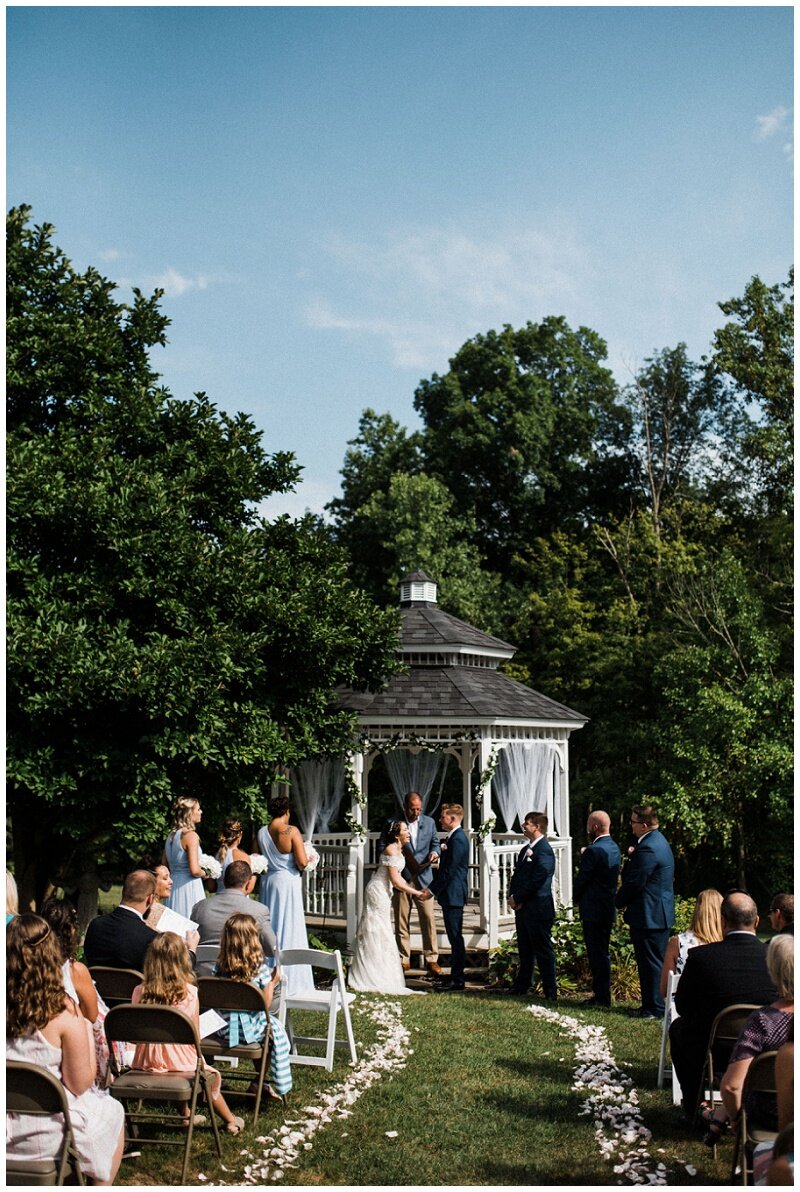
[349,821,432,994]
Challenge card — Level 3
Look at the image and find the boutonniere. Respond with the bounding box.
[526,855,533,862]
[441,842,448,851]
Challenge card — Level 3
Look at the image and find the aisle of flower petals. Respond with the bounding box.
[203,998,410,1185]
[526,1004,676,1186]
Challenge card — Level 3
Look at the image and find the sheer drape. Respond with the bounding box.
[383,749,450,815]
[288,758,346,837]
[492,742,562,833]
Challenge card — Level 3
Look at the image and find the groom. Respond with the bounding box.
[430,804,469,991]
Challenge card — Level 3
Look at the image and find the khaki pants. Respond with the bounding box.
[393,880,439,964]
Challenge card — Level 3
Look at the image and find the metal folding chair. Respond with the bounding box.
[694,1003,760,1158]
[88,966,143,1008]
[730,1050,779,1185]
[197,976,281,1123]
[6,1060,85,1185]
[104,1003,222,1184]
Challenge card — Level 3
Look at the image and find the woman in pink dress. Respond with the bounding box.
[6,914,125,1185]
[131,931,244,1133]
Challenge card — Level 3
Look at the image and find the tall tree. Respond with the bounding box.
[7,207,399,914]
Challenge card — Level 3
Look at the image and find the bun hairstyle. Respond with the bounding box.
[217,818,244,863]
[268,793,291,819]
[170,795,200,833]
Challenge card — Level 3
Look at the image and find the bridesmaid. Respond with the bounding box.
[215,819,250,893]
[162,796,206,918]
[256,794,313,995]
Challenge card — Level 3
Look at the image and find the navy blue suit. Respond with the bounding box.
[574,834,621,1005]
[615,828,675,1014]
[431,826,469,986]
[509,835,557,998]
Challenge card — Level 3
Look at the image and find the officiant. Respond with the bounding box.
[379,791,442,977]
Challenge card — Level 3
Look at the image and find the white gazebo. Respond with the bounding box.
[295,570,587,953]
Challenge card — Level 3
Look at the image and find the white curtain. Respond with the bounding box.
[288,758,346,837]
[492,742,562,833]
[383,748,450,815]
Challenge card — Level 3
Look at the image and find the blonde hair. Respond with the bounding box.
[441,803,464,819]
[690,889,724,944]
[7,915,68,1036]
[216,914,264,983]
[6,870,19,917]
[767,933,794,999]
[138,931,196,1005]
[170,796,200,834]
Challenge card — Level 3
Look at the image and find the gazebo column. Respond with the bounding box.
[476,737,497,945]
[345,751,366,950]
[558,740,573,912]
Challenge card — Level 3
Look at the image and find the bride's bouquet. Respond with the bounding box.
[199,853,222,880]
[249,853,268,876]
[304,842,320,873]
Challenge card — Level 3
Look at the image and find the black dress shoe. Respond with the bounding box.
[584,999,611,1008]
[436,981,465,991]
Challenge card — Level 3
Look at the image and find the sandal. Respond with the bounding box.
[226,1116,245,1135]
[182,1113,206,1127]
[702,1118,728,1148]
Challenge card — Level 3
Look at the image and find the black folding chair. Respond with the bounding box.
[198,976,281,1123]
[88,966,143,1008]
[730,1050,779,1185]
[104,1003,222,1184]
[6,1060,85,1185]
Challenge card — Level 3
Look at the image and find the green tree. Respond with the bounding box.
[413,318,632,567]
[7,207,399,915]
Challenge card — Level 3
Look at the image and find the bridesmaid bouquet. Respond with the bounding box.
[304,843,320,873]
[249,853,268,875]
[199,853,222,880]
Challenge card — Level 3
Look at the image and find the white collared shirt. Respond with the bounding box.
[118,903,147,921]
[408,819,420,848]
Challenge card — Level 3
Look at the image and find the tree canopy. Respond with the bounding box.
[7,207,399,912]
[329,276,793,896]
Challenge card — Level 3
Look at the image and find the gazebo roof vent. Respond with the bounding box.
[399,569,438,607]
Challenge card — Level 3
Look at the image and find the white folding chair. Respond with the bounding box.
[277,948,357,1071]
[657,969,679,1089]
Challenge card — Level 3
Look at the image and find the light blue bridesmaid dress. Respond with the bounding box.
[163,830,205,919]
[257,826,314,995]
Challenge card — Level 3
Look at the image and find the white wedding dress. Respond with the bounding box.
[349,855,420,994]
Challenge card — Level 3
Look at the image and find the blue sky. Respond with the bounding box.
[7,5,793,517]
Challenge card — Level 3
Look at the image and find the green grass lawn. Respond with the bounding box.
[114,991,731,1187]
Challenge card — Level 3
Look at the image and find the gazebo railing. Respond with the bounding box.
[303,832,572,949]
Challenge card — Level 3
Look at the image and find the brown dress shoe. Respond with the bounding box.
[427,962,444,977]
[400,960,411,971]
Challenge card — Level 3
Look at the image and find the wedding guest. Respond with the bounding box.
[256,794,313,996]
[660,888,723,999]
[143,863,174,929]
[84,870,162,972]
[215,819,250,892]
[702,933,793,1154]
[769,894,794,936]
[7,869,19,923]
[39,897,115,1087]
[6,914,125,1185]
[131,931,244,1133]
[574,810,621,1007]
[212,912,292,1098]
[190,860,279,989]
[162,795,206,918]
[507,812,557,1000]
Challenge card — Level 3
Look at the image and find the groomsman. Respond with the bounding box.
[615,803,674,1018]
[573,811,621,1007]
[430,804,469,991]
[508,812,557,999]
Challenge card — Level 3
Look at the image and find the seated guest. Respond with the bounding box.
[702,933,793,1149]
[191,860,278,983]
[211,912,292,1099]
[39,897,113,1088]
[669,891,777,1117]
[769,894,794,936]
[84,869,201,973]
[766,1125,794,1186]
[142,862,174,929]
[660,887,724,1000]
[7,869,19,923]
[6,914,125,1185]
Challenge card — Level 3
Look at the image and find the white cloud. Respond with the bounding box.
[148,268,210,298]
[98,248,121,262]
[305,223,591,371]
[754,105,789,141]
